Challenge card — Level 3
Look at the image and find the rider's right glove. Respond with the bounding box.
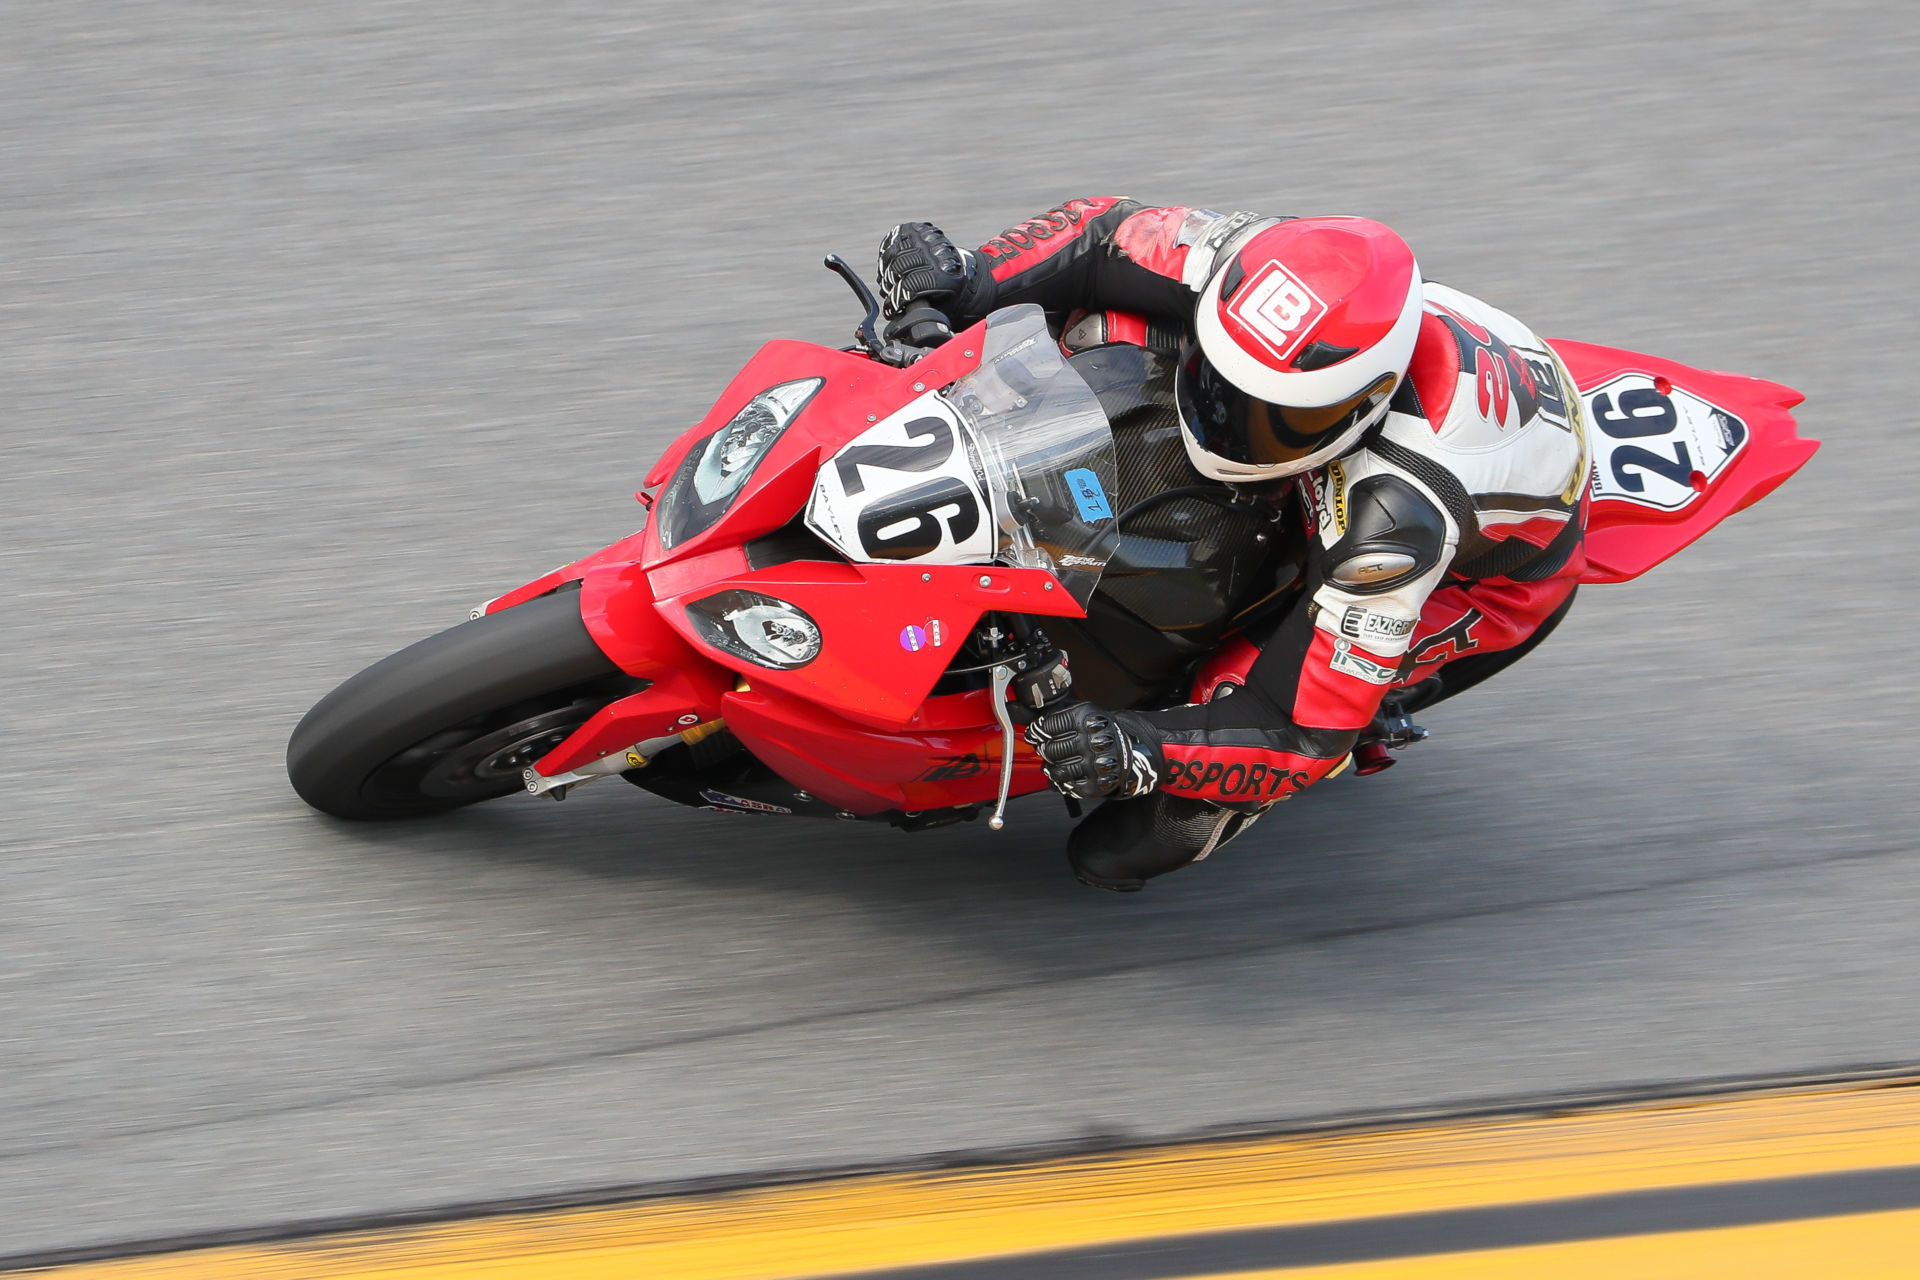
[876,222,993,345]
[1025,701,1163,801]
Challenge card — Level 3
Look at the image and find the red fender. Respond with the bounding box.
[478,529,652,616]
[531,561,734,776]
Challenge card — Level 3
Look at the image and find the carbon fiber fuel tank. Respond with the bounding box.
[1050,344,1303,708]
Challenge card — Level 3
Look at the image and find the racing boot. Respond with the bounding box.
[1067,793,1263,892]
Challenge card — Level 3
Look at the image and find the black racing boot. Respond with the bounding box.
[1066,793,1263,892]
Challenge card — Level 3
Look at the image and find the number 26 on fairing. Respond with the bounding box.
[806,397,995,565]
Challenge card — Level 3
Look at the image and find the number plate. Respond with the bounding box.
[1582,374,1749,511]
[806,393,995,564]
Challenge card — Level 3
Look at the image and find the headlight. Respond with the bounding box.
[686,589,823,669]
[657,378,824,550]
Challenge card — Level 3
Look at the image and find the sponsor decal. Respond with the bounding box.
[810,476,845,544]
[1164,756,1312,801]
[1057,552,1104,569]
[1339,606,1416,642]
[916,753,984,782]
[1711,408,1743,451]
[1520,348,1573,432]
[697,788,793,815]
[1409,608,1483,666]
[1330,638,1399,685]
[1430,306,1547,432]
[976,198,1113,274]
[899,619,945,652]
[1223,259,1327,364]
[1064,467,1114,522]
[1311,459,1348,535]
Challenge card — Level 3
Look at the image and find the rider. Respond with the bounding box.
[877,200,1590,891]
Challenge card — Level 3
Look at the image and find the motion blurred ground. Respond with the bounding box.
[2,0,1917,1257]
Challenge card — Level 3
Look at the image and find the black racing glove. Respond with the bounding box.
[876,222,993,344]
[1025,702,1163,801]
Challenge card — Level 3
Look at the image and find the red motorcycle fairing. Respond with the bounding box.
[483,329,994,615]
[651,560,1084,732]
[514,316,1097,808]
[720,686,1051,815]
[537,556,1085,786]
[1548,339,1817,584]
[640,333,992,567]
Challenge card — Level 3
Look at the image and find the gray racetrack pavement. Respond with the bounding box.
[3,0,1917,1257]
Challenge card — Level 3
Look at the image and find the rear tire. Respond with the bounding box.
[287,593,637,820]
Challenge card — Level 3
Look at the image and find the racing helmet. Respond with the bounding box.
[1176,217,1423,481]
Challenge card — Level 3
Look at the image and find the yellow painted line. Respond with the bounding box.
[1193,1207,1920,1279]
[19,1077,1920,1280]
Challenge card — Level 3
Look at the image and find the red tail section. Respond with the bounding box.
[1549,339,1818,584]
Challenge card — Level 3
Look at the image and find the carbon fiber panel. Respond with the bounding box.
[1069,345,1282,635]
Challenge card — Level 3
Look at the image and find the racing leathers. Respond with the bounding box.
[884,199,1591,883]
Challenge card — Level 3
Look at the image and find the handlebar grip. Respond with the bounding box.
[886,304,956,350]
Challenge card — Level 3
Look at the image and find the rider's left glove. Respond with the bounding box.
[1025,701,1163,801]
[876,222,993,344]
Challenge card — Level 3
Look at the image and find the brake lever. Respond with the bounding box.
[823,254,888,361]
[986,641,1075,832]
[987,663,1017,831]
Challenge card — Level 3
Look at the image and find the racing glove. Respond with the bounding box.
[876,222,993,344]
[1025,701,1163,801]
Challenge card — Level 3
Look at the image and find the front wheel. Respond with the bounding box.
[287,592,639,820]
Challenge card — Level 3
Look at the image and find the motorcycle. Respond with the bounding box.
[287,258,1818,832]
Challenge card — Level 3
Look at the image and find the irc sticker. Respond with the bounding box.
[900,624,928,652]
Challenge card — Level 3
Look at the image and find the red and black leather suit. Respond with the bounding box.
[891,198,1591,884]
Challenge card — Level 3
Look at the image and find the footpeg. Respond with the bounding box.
[1353,705,1429,776]
[1378,709,1430,750]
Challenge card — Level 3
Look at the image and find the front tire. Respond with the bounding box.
[287,593,637,820]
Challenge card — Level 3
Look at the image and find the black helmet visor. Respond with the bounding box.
[1175,345,1395,469]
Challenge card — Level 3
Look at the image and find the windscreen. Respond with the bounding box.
[806,305,1120,607]
[950,307,1121,606]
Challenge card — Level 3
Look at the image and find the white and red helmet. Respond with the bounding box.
[1177,217,1423,481]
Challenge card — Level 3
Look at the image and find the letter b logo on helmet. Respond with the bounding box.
[1230,262,1328,363]
[1178,217,1425,483]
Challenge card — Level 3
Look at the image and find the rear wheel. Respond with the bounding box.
[287,593,640,820]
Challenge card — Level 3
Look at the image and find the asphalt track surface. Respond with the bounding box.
[3,0,1917,1259]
